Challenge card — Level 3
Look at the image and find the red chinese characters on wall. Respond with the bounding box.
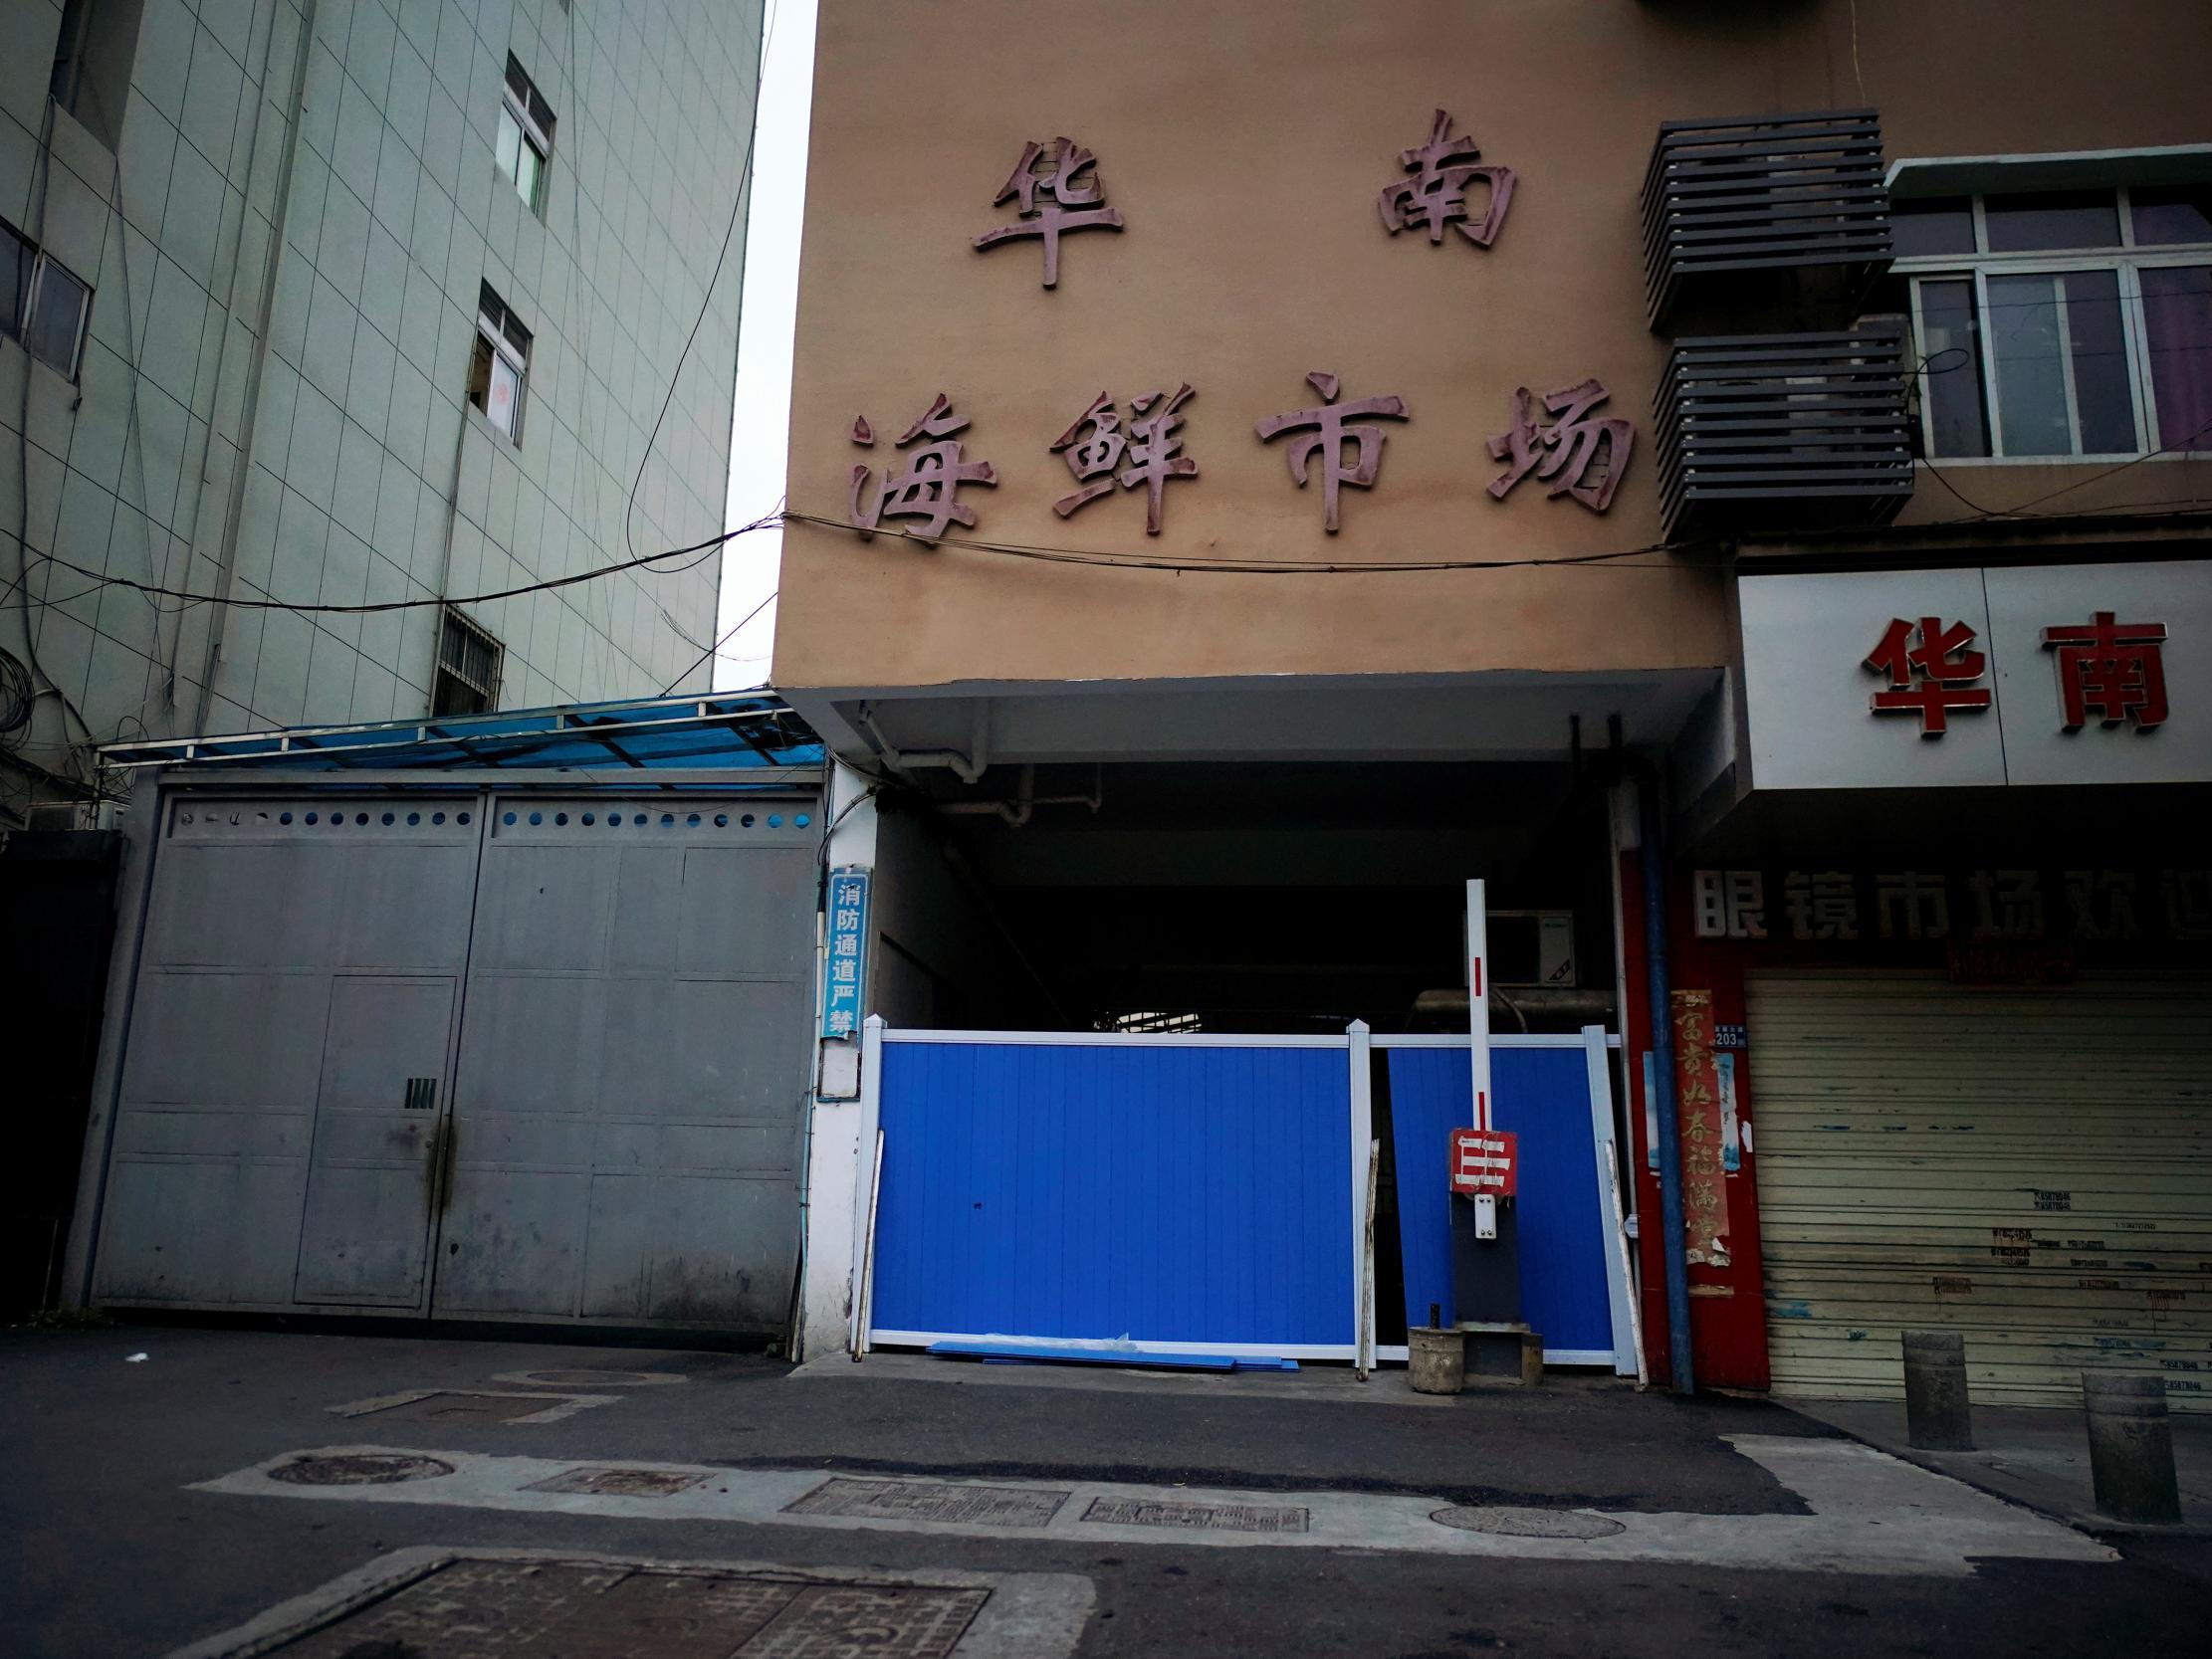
[1486,379,1634,515]
[1864,616,1994,736]
[1865,610,2175,736]
[1378,108,1515,249]
[1253,372,1409,533]
[848,394,998,543]
[973,137,1125,289]
[1049,386,1199,534]
[2043,612,2170,731]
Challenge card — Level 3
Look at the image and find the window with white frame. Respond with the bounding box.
[1893,183,2212,462]
[496,55,555,216]
[432,608,503,718]
[2,216,92,379]
[466,283,532,445]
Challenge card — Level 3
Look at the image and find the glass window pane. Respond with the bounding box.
[1983,190,2120,253]
[486,354,521,441]
[0,229,31,334]
[2130,185,2212,248]
[1917,279,1990,457]
[24,258,88,375]
[2139,264,2212,452]
[515,140,540,211]
[495,106,521,182]
[466,331,494,413]
[1986,272,2073,455]
[2062,270,2137,453]
[1892,197,1976,258]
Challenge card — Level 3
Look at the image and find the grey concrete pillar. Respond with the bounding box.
[2083,1372,2182,1525]
[1901,1331,1973,1451]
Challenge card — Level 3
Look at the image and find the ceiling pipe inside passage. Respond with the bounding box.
[856,701,988,784]
[934,763,1105,826]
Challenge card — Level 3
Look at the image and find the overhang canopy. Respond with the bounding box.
[100,694,824,774]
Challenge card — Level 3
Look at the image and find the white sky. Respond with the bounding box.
[712,0,818,690]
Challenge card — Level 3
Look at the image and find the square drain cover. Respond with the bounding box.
[1082,1495,1310,1533]
[529,1466,708,1497]
[329,1388,606,1425]
[784,1477,1069,1528]
[246,1559,990,1657]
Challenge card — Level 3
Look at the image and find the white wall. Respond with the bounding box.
[2,0,759,820]
[797,758,876,1361]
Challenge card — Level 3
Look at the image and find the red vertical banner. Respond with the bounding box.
[1670,989,1731,1264]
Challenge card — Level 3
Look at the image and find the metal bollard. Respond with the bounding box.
[1901,1331,1973,1451]
[2083,1372,2182,1525]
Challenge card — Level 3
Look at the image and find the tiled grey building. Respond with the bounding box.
[1,0,760,824]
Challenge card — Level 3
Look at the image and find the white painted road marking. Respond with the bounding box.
[192,1434,2114,1575]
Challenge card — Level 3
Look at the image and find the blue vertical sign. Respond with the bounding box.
[822,868,870,1039]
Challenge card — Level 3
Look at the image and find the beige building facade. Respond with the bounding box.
[779,3,2212,1397]
[776,0,2210,711]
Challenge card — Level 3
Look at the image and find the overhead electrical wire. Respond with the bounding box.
[778,510,1696,573]
[660,583,778,696]
[8,513,784,618]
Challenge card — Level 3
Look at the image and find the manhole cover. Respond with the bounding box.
[1429,1505,1626,1539]
[494,1367,688,1387]
[529,1466,708,1498]
[784,1477,1069,1528]
[246,1560,991,1656]
[1082,1495,1308,1533]
[268,1453,455,1487]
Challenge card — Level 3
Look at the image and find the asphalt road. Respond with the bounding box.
[5,1324,2206,1657]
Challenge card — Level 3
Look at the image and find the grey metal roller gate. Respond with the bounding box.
[86,784,818,1334]
[1750,970,2212,1409]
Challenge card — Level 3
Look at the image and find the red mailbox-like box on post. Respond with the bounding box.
[1447,1129,1517,1197]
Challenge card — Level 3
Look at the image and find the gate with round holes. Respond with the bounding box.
[74,697,827,1338]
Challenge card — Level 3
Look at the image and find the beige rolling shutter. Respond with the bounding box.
[1750,970,2212,1410]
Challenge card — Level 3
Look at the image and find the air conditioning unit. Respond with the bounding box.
[1487,910,1576,988]
[25,801,82,832]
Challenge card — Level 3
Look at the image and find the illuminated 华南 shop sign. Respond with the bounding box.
[1736,560,2211,790]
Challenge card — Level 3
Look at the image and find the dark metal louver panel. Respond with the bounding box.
[1641,109,1891,326]
[1656,325,1913,539]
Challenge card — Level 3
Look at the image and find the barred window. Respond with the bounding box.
[432,608,503,718]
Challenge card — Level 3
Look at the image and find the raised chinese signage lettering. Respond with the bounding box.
[2043,612,2169,731]
[1379,108,1515,249]
[1695,866,2212,947]
[973,137,1124,289]
[1254,371,1409,533]
[849,394,998,543]
[821,868,871,1040]
[1049,385,1199,534]
[1864,615,1993,736]
[1485,379,1633,514]
[1691,869,1767,940]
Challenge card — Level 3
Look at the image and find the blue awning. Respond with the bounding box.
[100,693,824,774]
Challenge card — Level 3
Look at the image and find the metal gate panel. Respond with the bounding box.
[292,975,457,1305]
[92,796,479,1308]
[869,1038,1357,1352]
[1386,1039,1631,1367]
[1750,971,2212,1409]
[435,799,814,1330]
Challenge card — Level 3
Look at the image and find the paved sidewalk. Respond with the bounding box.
[1787,1396,2212,1533]
[7,1324,2210,1657]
